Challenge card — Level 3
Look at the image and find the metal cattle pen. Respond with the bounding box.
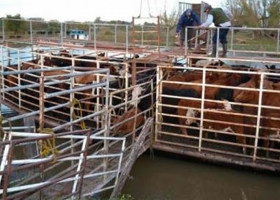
[0,129,126,199]
[0,45,155,198]
[1,16,280,198]
[154,62,280,171]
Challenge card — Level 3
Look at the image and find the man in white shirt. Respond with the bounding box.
[200,4,232,57]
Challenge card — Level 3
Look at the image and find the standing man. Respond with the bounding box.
[200,4,232,57]
[176,8,201,49]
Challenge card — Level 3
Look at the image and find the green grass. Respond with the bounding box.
[230,31,278,52]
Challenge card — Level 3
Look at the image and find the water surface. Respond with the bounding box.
[123,151,280,200]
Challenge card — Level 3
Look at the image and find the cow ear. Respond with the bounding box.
[233,73,241,79]
[111,116,119,124]
[195,110,200,117]
[211,71,219,80]
[263,79,273,89]
[254,75,262,87]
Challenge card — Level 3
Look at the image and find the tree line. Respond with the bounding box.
[1,14,154,36]
[2,0,280,35]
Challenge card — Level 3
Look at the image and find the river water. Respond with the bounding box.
[122,151,280,200]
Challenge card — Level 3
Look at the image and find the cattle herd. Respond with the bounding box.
[158,62,280,159]
[2,49,280,161]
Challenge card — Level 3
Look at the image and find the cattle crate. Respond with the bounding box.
[155,61,280,172]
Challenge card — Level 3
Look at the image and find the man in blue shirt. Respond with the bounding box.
[176,8,201,48]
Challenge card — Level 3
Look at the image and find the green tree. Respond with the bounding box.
[94,17,102,23]
[48,20,60,34]
[5,14,25,34]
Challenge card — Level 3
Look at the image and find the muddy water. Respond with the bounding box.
[122,151,280,200]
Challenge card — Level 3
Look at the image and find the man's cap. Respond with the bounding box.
[185,8,192,15]
[204,4,212,12]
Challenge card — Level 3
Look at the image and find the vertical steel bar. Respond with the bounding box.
[230,27,234,51]
[166,27,169,48]
[141,25,144,46]
[2,18,5,41]
[0,133,11,192]
[71,137,87,196]
[30,20,33,45]
[126,25,129,54]
[157,16,161,56]
[0,45,3,104]
[253,73,264,161]
[60,22,63,44]
[17,49,22,108]
[94,24,97,51]
[277,29,280,52]
[114,24,117,44]
[198,65,207,152]
[2,141,14,199]
[216,27,220,58]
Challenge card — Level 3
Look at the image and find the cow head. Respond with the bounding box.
[130,86,145,107]
[221,99,232,111]
[185,108,198,125]
[233,75,259,103]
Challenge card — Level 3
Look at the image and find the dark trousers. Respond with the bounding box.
[212,27,230,44]
[180,27,194,45]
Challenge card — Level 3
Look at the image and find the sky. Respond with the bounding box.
[0,0,222,22]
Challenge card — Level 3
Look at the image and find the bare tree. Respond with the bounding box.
[266,0,280,28]
[159,3,179,31]
[221,0,280,28]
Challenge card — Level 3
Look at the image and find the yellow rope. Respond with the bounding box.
[37,128,58,163]
[37,98,86,162]
[69,98,87,130]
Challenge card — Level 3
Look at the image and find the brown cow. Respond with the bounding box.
[177,72,246,135]
[204,73,246,99]
[163,70,221,90]
[261,112,280,152]
[233,74,280,156]
[111,107,145,137]
[178,100,247,154]
[4,61,40,104]
[111,84,153,137]
[177,71,221,96]
[177,98,222,135]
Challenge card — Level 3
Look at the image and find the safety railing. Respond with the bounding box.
[183,26,280,59]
